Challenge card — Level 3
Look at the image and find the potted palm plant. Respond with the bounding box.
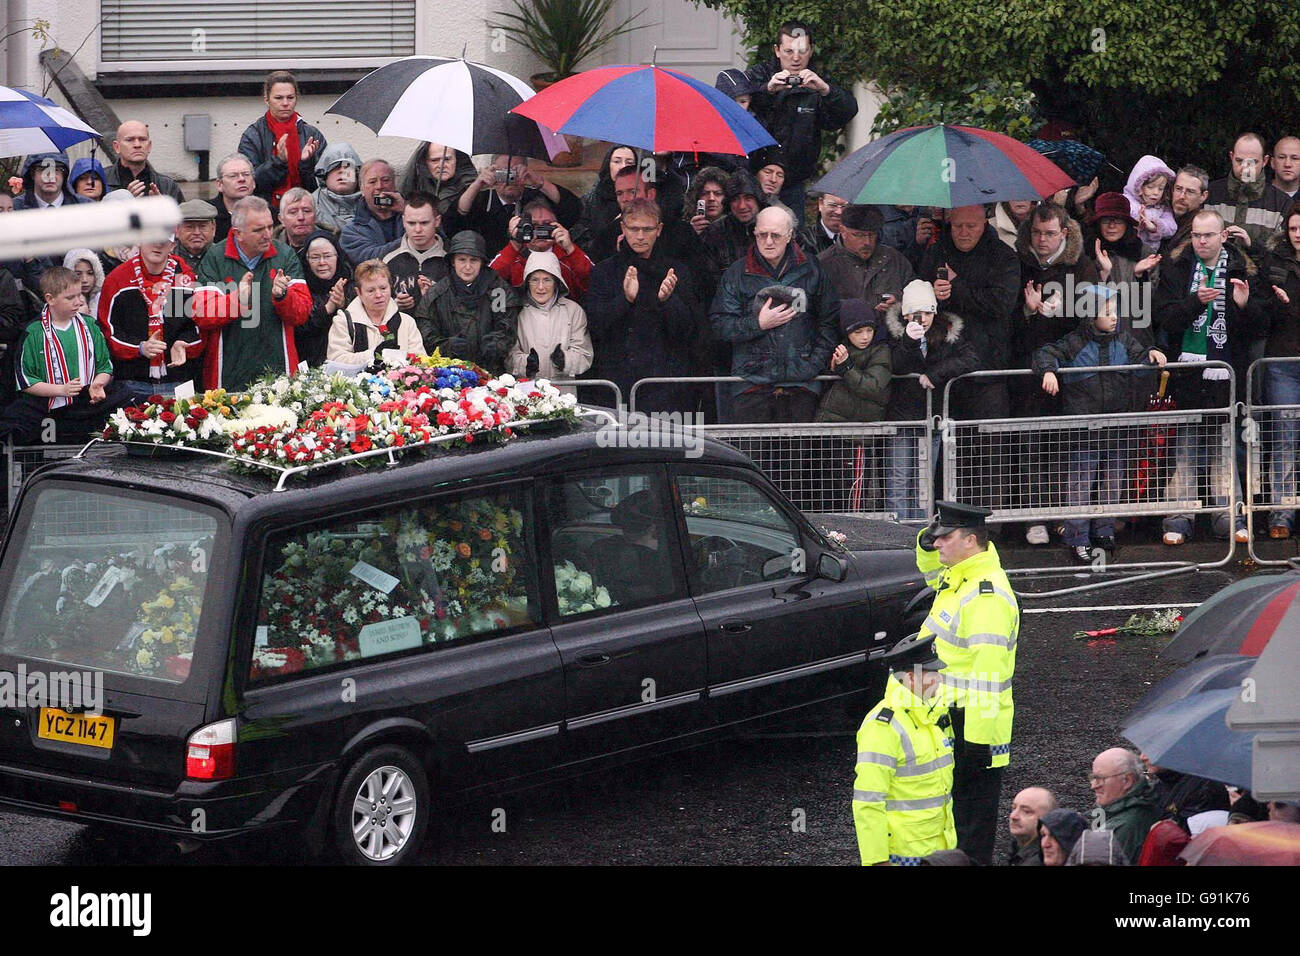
[490,0,649,89]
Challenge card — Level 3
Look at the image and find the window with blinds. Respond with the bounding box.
[101,0,417,63]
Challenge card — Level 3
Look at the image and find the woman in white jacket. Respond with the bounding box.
[327,259,425,369]
[508,250,593,394]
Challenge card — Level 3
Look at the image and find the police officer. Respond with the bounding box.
[853,633,956,866]
[916,500,1019,865]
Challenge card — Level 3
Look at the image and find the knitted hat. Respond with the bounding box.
[840,298,881,336]
[1089,191,1134,225]
[901,279,938,315]
[841,204,884,232]
[447,230,487,260]
[749,145,787,174]
[725,169,763,203]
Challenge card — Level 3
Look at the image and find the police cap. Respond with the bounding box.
[881,633,943,672]
[932,499,993,536]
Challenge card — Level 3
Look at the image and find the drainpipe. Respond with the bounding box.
[7,0,30,89]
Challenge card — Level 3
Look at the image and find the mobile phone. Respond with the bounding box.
[879,293,892,303]
[494,167,513,184]
[696,199,707,217]
[374,193,395,208]
[936,266,950,281]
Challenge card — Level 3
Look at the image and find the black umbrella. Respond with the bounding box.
[1161,571,1300,663]
[1124,653,1256,725]
[326,56,566,162]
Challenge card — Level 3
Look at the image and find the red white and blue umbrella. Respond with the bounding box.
[813,124,1075,208]
[0,86,100,157]
[510,65,776,156]
[326,56,567,162]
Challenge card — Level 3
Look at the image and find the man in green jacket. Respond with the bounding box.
[1089,747,1162,862]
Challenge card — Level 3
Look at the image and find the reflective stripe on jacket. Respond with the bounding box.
[853,673,957,865]
[916,534,1018,766]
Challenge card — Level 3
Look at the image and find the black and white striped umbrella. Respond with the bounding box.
[326,56,566,162]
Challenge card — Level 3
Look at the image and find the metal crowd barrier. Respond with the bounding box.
[550,378,623,410]
[5,440,82,507]
[941,363,1240,582]
[628,374,934,520]
[1244,357,1300,565]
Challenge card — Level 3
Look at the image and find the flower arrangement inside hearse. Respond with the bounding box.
[102,352,581,469]
[251,496,531,680]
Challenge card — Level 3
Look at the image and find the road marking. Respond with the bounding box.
[1024,602,1202,614]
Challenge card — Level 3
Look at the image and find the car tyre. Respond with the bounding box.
[332,745,429,866]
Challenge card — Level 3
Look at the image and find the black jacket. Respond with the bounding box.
[102,161,185,203]
[443,184,583,257]
[1259,232,1300,359]
[743,58,858,184]
[586,246,705,412]
[917,225,1020,373]
[884,305,982,420]
[798,218,839,256]
[238,114,327,209]
[413,272,521,374]
[296,230,353,368]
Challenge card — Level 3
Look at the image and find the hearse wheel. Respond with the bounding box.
[332,745,429,865]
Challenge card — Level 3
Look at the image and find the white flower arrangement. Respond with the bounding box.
[554,560,615,616]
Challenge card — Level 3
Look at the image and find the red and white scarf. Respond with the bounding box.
[40,308,95,410]
[265,110,302,211]
[129,254,181,379]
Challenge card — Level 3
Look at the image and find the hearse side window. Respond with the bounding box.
[546,471,682,616]
[674,472,802,595]
[250,488,537,681]
[0,483,219,683]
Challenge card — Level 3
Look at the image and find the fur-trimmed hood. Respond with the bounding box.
[883,302,964,343]
[1167,234,1259,275]
[1015,214,1086,268]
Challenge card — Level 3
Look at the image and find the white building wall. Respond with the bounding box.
[11,0,548,185]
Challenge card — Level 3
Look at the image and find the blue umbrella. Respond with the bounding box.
[1125,654,1256,725]
[0,86,100,157]
[1026,138,1106,184]
[1122,688,1253,789]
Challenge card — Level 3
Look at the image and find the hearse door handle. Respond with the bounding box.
[576,653,611,667]
[720,621,753,634]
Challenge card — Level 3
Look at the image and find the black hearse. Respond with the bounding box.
[0,424,927,864]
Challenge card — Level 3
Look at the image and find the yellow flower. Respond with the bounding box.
[136,649,154,668]
[161,627,175,645]
[157,593,176,610]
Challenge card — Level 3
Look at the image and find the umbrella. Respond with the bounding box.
[812,124,1076,209]
[1125,653,1256,725]
[1134,369,1175,500]
[1179,820,1300,865]
[1121,688,1253,788]
[326,56,566,162]
[1025,138,1106,184]
[509,65,776,156]
[0,86,100,157]
[1161,572,1300,663]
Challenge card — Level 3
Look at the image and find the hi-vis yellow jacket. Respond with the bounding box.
[916,536,1019,767]
[853,673,957,865]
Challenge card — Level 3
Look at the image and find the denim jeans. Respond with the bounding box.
[1266,363,1300,530]
[886,431,940,521]
[1162,416,1243,538]
[1063,435,1129,546]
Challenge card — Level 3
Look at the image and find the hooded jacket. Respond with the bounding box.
[383,234,449,306]
[883,305,982,421]
[1066,829,1130,866]
[101,157,184,203]
[586,243,705,413]
[238,112,328,210]
[490,238,593,301]
[327,295,424,368]
[399,143,476,215]
[69,157,108,198]
[1123,155,1178,245]
[1031,315,1154,416]
[312,142,365,234]
[62,248,105,318]
[1091,775,1163,864]
[507,250,593,392]
[743,57,858,184]
[709,241,840,392]
[1038,809,1087,863]
[413,265,521,374]
[296,229,353,367]
[1013,214,1100,367]
[14,152,92,210]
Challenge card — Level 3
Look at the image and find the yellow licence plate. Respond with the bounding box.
[37,709,115,750]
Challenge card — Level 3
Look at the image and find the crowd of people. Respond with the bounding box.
[4,21,1300,551]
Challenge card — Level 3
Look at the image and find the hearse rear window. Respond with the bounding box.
[251,489,538,681]
[0,484,219,683]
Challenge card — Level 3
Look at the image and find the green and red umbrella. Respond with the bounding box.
[813,124,1075,208]
[1161,572,1300,664]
